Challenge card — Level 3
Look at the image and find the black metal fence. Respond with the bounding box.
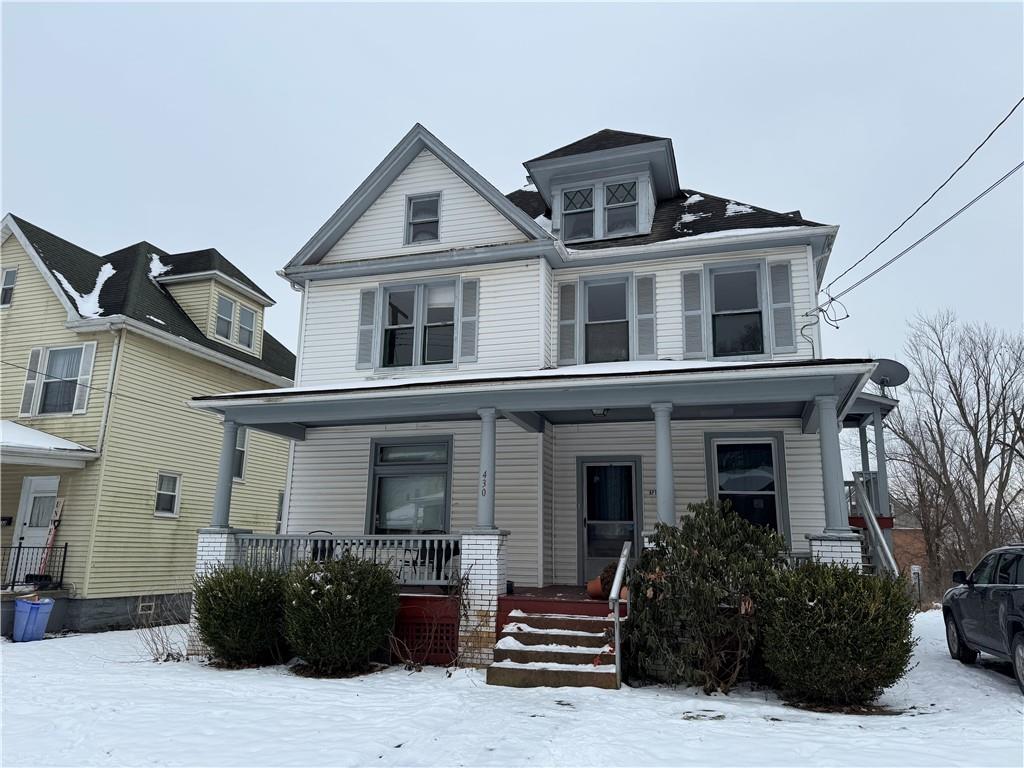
[1,544,68,590]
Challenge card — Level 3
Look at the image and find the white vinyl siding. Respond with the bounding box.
[285,420,542,587]
[299,260,542,386]
[323,150,527,263]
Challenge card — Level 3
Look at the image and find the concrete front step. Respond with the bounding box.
[500,625,610,648]
[486,661,618,689]
[494,647,615,665]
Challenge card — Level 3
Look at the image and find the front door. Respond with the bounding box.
[7,475,59,583]
[580,460,638,582]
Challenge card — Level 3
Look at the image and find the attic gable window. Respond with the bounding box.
[562,188,594,241]
[406,193,440,244]
[604,182,637,235]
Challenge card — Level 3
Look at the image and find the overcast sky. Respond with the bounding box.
[4,2,1022,362]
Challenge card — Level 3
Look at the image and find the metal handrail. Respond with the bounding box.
[608,540,632,689]
[853,477,899,577]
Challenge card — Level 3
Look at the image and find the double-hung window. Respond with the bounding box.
[154,472,181,517]
[369,439,451,534]
[710,266,764,357]
[562,187,595,242]
[238,306,256,349]
[584,278,629,363]
[406,193,440,244]
[382,282,456,368]
[215,295,235,340]
[232,427,248,480]
[713,440,778,531]
[604,182,638,236]
[39,347,84,415]
[1,268,17,307]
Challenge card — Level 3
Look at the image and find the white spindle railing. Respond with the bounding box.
[236,533,461,586]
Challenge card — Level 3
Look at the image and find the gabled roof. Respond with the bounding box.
[527,129,670,163]
[286,123,554,269]
[6,214,295,380]
[506,187,825,250]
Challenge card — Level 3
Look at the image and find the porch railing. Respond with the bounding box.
[2,543,68,590]
[852,477,899,577]
[236,533,461,587]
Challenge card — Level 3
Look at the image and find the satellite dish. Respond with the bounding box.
[871,358,910,389]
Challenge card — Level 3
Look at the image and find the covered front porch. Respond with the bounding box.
[191,358,888,585]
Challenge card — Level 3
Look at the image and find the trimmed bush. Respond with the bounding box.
[193,565,287,666]
[627,500,786,693]
[762,562,916,706]
[284,555,399,676]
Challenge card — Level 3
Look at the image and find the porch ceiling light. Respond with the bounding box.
[592,408,608,417]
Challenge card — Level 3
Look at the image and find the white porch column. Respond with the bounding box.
[476,408,497,529]
[652,402,676,526]
[211,419,238,528]
[187,525,251,656]
[858,424,871,473]
[816,396,849,535]
[872,406,892,519]
[458,529,509,667]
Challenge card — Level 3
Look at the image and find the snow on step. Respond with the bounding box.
[508,609,612,621]
[502,622,606,637]
[495,636,612,654]
[490,660,616,673]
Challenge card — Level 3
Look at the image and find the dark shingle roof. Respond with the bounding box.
[528,129,669,163]
[504,188,825,250]
[10,215,294,380]
[505,188,549,219]
[163,248,273,303]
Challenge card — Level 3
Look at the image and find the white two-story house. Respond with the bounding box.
[191,125,897,672]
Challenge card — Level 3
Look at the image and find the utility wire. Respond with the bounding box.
[824,95,1024,293]
[815,160,1023,309]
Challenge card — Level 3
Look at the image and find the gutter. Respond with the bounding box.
[66,315,293,387]
[95,327,124,453]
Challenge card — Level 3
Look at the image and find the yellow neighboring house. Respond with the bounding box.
[0,214,294,631]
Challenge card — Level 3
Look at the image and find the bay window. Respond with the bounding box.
[368,439,451,534]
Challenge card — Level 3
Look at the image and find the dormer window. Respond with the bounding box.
[238,306,256,349]
[406,193,440,244]
[562,188,595,241]
[215,295,235,340]
[604,182,638,236]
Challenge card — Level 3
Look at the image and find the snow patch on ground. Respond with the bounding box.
[1,613,1020,766]
[725,201,756,216]
[149,253,172,279]
[53,263,115,318]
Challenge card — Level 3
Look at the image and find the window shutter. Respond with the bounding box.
[20,347,43,416]
[769,262,796,353]
[557,282,577,365]
[682,271,705,359]
[72,342,97,414]
[356,289,377,369]
[634,275,657,360]
[459,279,479,362]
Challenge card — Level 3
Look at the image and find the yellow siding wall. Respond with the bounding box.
[86,332,288,597]
[166,281,213,333]
[0,234,113,588]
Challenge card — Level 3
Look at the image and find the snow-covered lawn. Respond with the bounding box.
[2,611,1020,767]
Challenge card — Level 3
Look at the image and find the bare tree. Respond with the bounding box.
[886,312,1024,569]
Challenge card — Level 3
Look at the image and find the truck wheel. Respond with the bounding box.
[945,613,977,665]
[1012,633,1024,695]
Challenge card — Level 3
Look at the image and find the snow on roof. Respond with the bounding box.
[684,194,704,206]
[195,357,874,403]
[1,420,94,453]
[725,201,755,216]
[149,254,171,279]
[53,263,115,318]
[668,225,810,243]
[673,211,711,232]
[535,215,552,233]
[146,315,166,325]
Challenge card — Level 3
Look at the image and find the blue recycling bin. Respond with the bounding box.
[12,598,54,642]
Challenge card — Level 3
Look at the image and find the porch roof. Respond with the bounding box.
[190,358,877,440]
[0,420,98,469]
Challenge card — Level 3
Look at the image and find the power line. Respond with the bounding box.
[824,95,1024,293]
[814,160,1023,309]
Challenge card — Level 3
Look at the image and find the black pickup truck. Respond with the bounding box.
[942,544,1024,693]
